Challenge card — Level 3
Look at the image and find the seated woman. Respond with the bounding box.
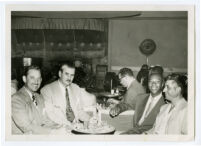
[144,73,187,135]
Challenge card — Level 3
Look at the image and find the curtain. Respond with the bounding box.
[12,17,105,31]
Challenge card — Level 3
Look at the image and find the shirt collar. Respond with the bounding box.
[24,86,34,100]
[171,97,187,110]
[58,80,70,91]
[149,92,162,101]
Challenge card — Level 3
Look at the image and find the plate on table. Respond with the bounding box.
[72,123,115,135]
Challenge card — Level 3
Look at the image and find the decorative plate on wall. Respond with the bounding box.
[139,39,156,56]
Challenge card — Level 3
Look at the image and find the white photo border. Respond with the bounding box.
[1,1,199,145]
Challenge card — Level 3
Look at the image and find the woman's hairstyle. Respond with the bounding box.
[166,73,188,100]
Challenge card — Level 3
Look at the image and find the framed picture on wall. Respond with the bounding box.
[23,57,32,67]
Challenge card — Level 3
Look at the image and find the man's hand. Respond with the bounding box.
[107,98,120,105]
[109,106,121,118]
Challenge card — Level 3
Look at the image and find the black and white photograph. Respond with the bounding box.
[4,3,196,142]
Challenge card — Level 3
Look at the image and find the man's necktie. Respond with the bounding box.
[32,93,37,106]
[65,88,75,122]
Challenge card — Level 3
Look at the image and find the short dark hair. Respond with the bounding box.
[118,68,134,77]
[148,72,163,81]
[141,64,149,70]
[59,61,75,72]
[149,65,164,75]
[166,73,187,98]
[23,65,41,76]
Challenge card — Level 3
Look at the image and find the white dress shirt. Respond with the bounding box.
[138,93,162,125]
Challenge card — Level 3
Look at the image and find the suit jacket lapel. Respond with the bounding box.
[19,87,43,124]
[21,87,43,111]
[52,81,66,110]
[68,85,75,105]
[134,94,149,125]
[55,80,64,100]
[19,87,33,104]
[142,95,165,126]
[68,84,79,119]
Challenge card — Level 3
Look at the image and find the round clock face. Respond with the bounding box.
[139,39,156,56]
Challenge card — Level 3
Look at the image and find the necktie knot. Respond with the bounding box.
[32,93,37,106]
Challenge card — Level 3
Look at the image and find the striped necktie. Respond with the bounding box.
[65,88,75,122]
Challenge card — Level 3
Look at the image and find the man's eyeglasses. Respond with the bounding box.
[119,76,126,80]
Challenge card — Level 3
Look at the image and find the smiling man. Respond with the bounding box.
[40,61,96,127]
[12,65,60,134]
[145,74,187,134]
[110,72,166,134]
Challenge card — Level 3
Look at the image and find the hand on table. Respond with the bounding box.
[109,106,121,118]
[107,98,120,105]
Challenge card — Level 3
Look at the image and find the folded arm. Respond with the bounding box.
[12,97,52,134]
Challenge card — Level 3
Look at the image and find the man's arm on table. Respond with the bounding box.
[109,100,133,117]
[76,88,94,122]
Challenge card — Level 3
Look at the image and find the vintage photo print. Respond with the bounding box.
[5,4,195,142]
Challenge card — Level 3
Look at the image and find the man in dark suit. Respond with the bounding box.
[110,72,165,134]
[109,67,145,113]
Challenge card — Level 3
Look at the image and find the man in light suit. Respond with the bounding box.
[12,65,61,134]
[110,72,165,134]
[41,61,96,126]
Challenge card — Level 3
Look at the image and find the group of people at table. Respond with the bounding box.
[11,61,187,135]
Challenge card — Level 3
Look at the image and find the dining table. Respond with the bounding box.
[56,90,134,135]
[83,106,135,133]
[50,106,134,135]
